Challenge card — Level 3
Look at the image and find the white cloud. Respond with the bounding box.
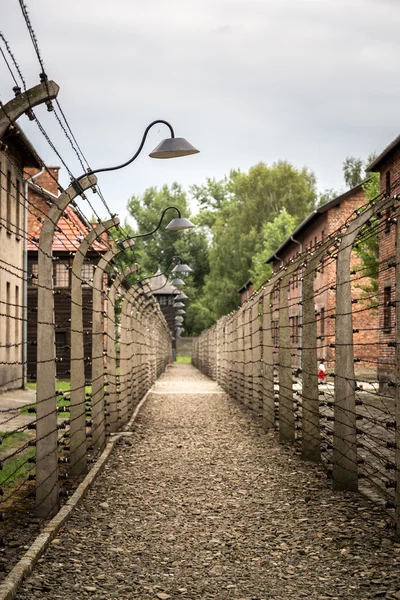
[1,0,400,222]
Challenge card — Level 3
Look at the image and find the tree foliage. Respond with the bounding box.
[250,209,297,289]
[123,183,210,336]
[343,156,364,189]
[193,161,317,318]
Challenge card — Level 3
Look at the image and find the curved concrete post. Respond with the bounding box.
[107,264,140,432]
[261,283,275,430]
[278,258,302,444]
[0,81,59,138]
[301,240,332,461]
[69,217,119,476]
[251,296,262,414]
[333,198,389,491]
[395,214,400,536]
[118,285,139,427]
[36,174,97,517]
[91,239,135,450]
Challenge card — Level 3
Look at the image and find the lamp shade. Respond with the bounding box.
[171,278,185,286]
[165,217,195,231]
[175,292,188,301]
[176,309,186,315]
[172,263,192,273]
[173,302,185,308]
[149,137,199,159]
[175,316,184,322]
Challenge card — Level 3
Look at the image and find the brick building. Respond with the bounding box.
[0,126,41,391]
[26,167,109,380]
[264,183,379,374]
[366,135,400,392]
[238,278,254,304]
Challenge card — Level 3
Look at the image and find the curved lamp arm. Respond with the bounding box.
[117,206,182,247]
[77,120,174,180]
[137,255,183,286]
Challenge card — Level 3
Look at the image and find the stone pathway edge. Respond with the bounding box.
[0,388,153,600]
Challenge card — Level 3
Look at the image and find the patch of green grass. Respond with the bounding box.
[27,379,71,392]
[0,431,31,452]
[0,432,35,488]
[0,448,35,487]
[22,381,91,419]
[176,355,192,364]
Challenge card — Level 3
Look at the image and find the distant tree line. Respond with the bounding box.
[116,155,379,336]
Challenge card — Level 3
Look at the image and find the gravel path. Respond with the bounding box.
[15,364,400,600]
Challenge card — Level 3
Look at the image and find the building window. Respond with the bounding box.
[55,332,67,356]
[81,262,94,286]
[320,307,325,336]
[157,295,167,306]
[383,286,392,332]
[0,162,2,226]
[6,170,12,234]
[386,170,391,196]
[28,261,39,286]
[290,316,295,341]
[6,282,10,348]
[16,179,21,239]
[54,261,70,288]
[271,320,277,347]
[15,285,19,350]
[295,314,300,345]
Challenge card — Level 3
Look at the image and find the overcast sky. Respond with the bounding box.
[1,0,400,226]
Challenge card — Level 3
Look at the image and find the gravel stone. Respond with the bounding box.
[14,364,400,599]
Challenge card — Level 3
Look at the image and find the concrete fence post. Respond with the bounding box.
[396,216,400,537]
[36,174,97,517]
[106,264,140,432]
[333,198,388,491]
[69,217,119,477]
[278,271,295,443]
[243,305,252,409]
[0,81,59,138]
[251,296,262,414]
[302,251,323,461]
[119,286,140,426]
[91,239,135,451]
[262,284,275,429]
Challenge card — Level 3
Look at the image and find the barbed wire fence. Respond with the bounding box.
[0,8,172,523]
[193,186,400,538]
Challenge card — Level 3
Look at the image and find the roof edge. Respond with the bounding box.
[264,180,368,265]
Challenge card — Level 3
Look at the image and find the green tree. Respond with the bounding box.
[317,188,338,207]
[124,183,210,336]
[343,156,364,189]
[250,209,297,289]
[196,161,317,319]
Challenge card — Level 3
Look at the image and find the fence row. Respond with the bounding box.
[0,82,172,520]
[193,189,400,537]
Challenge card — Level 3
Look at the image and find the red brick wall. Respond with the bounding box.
[240,286,254,304]
[374,146,400,390]
[25,167,60,196]
[271,189,379,374]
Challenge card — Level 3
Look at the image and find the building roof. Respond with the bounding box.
[145,271,179,295]
[27,189,110,253]
[3,124,42,169]
[237,278,253,293]
[264,180,367,264]
[366,134,400,172]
